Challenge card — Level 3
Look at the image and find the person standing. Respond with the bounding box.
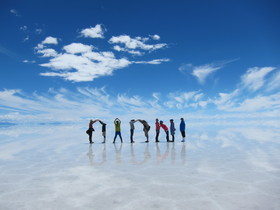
[137,119,150,143]
[170,119,176,142]
[155,118,160,142]
[113,118,123,143]
[160,120,170,142]
[130,119,136,143]
[86,119,98,144]
[99,120,107,143]
[180,118,186,142]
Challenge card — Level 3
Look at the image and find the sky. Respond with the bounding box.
[1,0,280,125]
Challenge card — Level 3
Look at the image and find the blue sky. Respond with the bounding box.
[1,0,280,125]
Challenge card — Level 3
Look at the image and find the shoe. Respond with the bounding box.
[102,141,105,144]
[155,140,160,143]
[145,140,149,143]
[131,141,135,143]
[113,141,115,144]
[181,140,185,142]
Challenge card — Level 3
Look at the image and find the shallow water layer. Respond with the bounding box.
[0,125,279,210]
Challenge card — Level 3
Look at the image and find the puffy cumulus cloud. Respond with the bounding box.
[241,67,276,92]
[63,43,93,54]
[42,36,58,45]
[36,48,58,57]
[80,24,105,39]
[109,35,167,54]
[151,34,160,40]
[40,52,131,82]
[34,30,169,82]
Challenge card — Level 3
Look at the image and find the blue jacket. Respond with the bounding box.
[180,120,185,131]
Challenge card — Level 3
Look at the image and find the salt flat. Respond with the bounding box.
[0,124,279,210]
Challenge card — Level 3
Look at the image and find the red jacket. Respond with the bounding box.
[160,123,168,131]
[155,122,160,131]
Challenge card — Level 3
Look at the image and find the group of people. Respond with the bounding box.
[86,118,186,144]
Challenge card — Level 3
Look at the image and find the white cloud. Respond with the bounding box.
[109,35,167,52]
[37,48,58,57]
[10,9,19,16]
[113,45,143,56]
[34,29,169,82]
[164,91,208,109]
[117,95,145,107]
[231,93,280,112]
[179,59,239,84]
[42,36,58,45]
[63,43,93,54]
[20,26,27,31]
[23,60,36,63]
[35,28,43,34]
[241,67,276,92]
[23,35,29,42]
[40,52,131,82]
[80,24,105,39]
[267,70,280,91]
[151,34,160,40]
[133,59,170,65]
[192,64,221,84]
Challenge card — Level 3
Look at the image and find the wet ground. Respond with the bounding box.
[0,124,279,210]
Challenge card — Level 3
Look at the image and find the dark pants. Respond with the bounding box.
[114,131,123,143]
[181,130,185,138]
[130,129,134,142]
[155,130,160,141]
[165,130,169,142]
[171,134,174,142]
[87,128,94,143]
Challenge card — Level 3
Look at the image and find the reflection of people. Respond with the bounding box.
[86,119,98,144]
[113,118,123,143]
[180,118,186,142]
[99,120,107,143]
[137,119,150,143]
[130,119,136,143]
[114,143,122,165]
[160,120,170,142]
[130,143,151,165]
[170,119,176,142]
[155,118,160,142]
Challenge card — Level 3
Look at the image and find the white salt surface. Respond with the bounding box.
[0,124,279,210]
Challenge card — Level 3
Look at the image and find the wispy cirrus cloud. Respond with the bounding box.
[241,67,277,92]
[179,59,238,84]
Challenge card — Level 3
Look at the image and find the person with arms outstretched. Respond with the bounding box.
[170,119,176,142]
[86,119,98,144]
[160,120,170,142]
[180,118,186,142]
[137,119,150,143]
[155,118,160,142]
[113,118,123,143]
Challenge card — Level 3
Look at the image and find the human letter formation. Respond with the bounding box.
[86,118,186,144]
